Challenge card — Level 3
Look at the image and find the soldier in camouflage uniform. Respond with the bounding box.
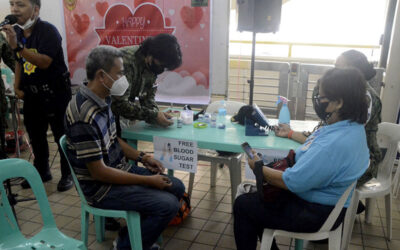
[335,50,382,186]
[111,34,182,135]
[0,32,16,158]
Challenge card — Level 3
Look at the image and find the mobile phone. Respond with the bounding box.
[241,142,254,159]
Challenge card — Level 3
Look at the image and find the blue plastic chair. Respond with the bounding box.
[0,158,85,249]
[60,135,146,250]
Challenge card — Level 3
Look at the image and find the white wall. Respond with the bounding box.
[210,0,230,95]
[381,0,400,123]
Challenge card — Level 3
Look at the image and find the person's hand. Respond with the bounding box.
[147,174,172,189]
[273,123,291,138]
[164,111,173,119]
[15,89,25,100]
[1,24,18,49]
[156,111,174,127]
[247,150,261,170]
[142,155,165,173]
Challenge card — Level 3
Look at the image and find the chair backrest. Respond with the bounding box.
[206,100,246,115]
[376,122,400,181]
[59,135,89,206]
[319,181,357,232]
[0,159,57,237]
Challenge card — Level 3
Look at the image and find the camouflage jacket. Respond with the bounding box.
[312,83,383,186]
[111,46,159,124]
[0,32,16,124]
[358,84,382,185]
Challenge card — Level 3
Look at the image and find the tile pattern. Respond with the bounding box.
[5,129,400,250]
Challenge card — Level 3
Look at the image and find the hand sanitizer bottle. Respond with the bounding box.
[276,96,290,125]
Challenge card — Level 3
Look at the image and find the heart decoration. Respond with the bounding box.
[180,6,203,29]
[134,0,155,7]
[72,13,90,35]
[96,1,109,17]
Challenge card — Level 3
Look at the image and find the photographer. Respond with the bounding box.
[2,0,72,191]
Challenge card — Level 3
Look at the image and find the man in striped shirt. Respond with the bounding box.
[64,46,184,250]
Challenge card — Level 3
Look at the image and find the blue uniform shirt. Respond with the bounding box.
[282,120,369,207]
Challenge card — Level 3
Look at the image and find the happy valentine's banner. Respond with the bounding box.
[63,0,211,104]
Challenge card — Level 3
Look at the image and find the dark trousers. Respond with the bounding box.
[23,96,70,178]
[233,192,346,250]
[94,165,185,250]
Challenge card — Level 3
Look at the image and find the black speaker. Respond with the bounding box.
[237,0,282,33]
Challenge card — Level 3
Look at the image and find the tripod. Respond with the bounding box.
[3,94,35,219]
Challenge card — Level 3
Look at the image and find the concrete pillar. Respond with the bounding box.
[381,0,400,123]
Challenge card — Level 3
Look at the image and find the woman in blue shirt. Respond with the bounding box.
[234,68,370,250]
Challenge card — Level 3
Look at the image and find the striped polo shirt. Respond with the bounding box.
[64,85,131,204]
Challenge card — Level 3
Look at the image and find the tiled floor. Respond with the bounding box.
[5,134,400,250]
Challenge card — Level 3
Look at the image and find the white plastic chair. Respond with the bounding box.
[391,143,400,198]
[342,122,400,250]
[260,181,357,250]
[187,101,246,202]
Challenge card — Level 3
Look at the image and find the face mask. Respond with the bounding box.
[148,61,165,75]
[102,71,129,96]
[17,9,36,30]
[312,95,331,121]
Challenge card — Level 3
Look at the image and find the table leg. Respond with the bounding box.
[188,172,195,196]
[228,157,242,205]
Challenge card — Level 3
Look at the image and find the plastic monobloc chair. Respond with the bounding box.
[188,101,246,199]
[342,122,400,249]
[261,181,357,250]
[0,158,85,250]
[60,135,144,250]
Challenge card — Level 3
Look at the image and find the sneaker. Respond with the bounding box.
[57,175,73,192]
[105,217,121,231]
[21,173,52,189]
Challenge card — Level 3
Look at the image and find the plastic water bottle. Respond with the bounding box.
[276,96,290,124]
[218,100,227,128]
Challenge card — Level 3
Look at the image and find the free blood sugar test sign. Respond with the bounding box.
[63,0,211,104]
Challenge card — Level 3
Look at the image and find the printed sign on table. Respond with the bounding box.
[63,0,211,104]
[153,136,198,173]
[244,148,289,180]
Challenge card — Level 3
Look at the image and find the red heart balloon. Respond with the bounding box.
[96,1,109,17]
[72,13,90,35]
[134,0,155,8]
[180,6,203,29]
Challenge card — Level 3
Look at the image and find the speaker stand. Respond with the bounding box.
[248,31,257,105]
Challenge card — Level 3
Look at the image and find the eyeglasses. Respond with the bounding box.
[313,94,329,105]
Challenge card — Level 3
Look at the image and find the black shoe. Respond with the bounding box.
[57,176,73,192]
[105,217,121,231]
[21,173,53,189]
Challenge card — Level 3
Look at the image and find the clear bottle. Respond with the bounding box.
[218,100,227,127]
[276,96,290,125]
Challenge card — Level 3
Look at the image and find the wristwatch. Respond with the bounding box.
[14,42,24,53]
[254,160,264,170]
[137,152,146,163]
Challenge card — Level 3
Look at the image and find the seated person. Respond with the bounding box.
[64,46,185,250]
[234,68,370,250]
[275,50,382,187]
